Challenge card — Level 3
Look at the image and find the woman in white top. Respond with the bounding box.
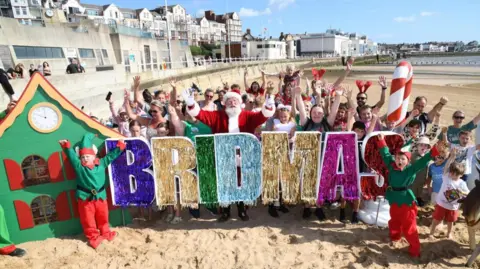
[199,89,217,111]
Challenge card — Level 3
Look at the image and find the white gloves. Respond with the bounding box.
[265,95,275,108]
[182,89,195,106]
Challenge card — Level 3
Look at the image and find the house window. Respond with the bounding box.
[115,12,118,18]
[21,6,27,15]
[14,46,64,59]
[14,7,20,15]
[21,155,50,187]
[79,48,95,58]
[31,195,57,225]
[123,50,130,73]
[87,9,98,16]
[152,51,158,69]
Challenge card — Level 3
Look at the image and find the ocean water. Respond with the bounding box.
[406,55,480,66]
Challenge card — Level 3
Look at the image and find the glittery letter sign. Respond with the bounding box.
[361,131,405,199]
[195,135,218,205]
[214,134,262,206]
[106,138,155,206]
[317,132,359,204]
[261,132,321,205]
[151,137,199,208]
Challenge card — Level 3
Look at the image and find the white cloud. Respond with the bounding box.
[239,7,272,17]
[420,11,435,16]
[269,0,295,10]
[393,15,416,22]
[277,18,283,25]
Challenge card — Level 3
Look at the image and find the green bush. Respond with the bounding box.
[190,46,203,56]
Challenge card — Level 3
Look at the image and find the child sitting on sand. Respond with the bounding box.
[376,132,442,258]
[429,148,470,239]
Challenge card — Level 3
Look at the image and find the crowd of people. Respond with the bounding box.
[1,58,479,258]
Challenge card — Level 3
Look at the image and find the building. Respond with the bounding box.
[237,39,287,60]
[0,0,12,18]
[295,29,378,57]
[9,0,43,26]
[0,73,129,244]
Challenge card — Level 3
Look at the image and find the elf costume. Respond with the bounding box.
[377,137,439,257]
[60,133,125,249]
[0,205,26,257]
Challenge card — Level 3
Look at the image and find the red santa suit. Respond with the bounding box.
[186,90,275,134]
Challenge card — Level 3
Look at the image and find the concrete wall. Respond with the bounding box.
[0,17,116,73]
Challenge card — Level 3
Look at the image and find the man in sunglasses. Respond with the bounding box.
[438,110,480,145]
[199,89,217,111]
[355,76,387,117]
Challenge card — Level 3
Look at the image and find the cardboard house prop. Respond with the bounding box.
[0,73,130,244]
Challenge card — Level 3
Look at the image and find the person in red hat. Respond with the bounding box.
[183,88,275,222]
[59,133,126,249]
[376,133,443,258]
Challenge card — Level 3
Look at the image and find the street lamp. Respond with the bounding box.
[164,0,173,69]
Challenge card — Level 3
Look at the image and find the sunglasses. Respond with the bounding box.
[454,116,465,120]
[357,97,366,101]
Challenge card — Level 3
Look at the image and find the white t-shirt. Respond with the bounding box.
[436,175,470,210]
[450,144,476,175]
[273,119,296,132]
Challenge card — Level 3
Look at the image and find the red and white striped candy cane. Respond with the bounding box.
[387,61,413,125]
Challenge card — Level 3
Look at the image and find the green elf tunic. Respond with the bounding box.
[62,134,125,200]
[378,139,439,206]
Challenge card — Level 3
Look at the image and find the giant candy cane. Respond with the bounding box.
[387,61,413,125]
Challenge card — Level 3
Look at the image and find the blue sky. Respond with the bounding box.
[81,0,480,43]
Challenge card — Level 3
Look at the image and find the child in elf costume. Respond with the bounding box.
[59,133,126,249]
[376,133,441,257]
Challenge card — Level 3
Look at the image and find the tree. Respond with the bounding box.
[190,46,203,56]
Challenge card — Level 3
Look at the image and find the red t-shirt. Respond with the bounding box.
[246,87,265,97]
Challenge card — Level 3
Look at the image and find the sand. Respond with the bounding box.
[2,65,480,269]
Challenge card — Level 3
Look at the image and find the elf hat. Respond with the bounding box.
[223,89,242,103]
[75,133,98,156]
[395,150,411,161]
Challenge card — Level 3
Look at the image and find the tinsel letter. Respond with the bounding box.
[214,134,262,206]
[195,135,218,205]
[151,137,199,208]
[106,138,155,206]
[361,131,405,199]
[261,132,321,205]
[317,132,359,204]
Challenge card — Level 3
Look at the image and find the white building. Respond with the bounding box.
[10,0,43,25]
[239,39,287,60]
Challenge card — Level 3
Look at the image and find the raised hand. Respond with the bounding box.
[167,104,177,116]
[265,94,275,108]
[133,76,141,89]
[372,106,380,115]
[377,133,385,141]
[169,78,177,88]
[124,89,130,102]
[411,109,420,117]
[378,76,387,88]
[346,57,355,71]
[440,96,449,105]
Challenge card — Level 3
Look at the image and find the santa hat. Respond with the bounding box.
[223,89,242,103]
[75,133,98,156]
[395,150,411,161]
[356,80,373,93]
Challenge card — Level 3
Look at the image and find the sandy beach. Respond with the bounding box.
[1,64,480,269]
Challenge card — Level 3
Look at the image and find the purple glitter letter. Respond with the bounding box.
[317,132,360,204]
[106,138,155,206]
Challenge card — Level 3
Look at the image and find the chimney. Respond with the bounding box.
[270,36,272,39]
[246,28,251,34]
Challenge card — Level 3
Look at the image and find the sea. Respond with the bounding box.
[405,55,480,66]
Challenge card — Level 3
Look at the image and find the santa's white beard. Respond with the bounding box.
[225,106,241,117]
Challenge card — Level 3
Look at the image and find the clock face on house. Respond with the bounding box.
[28,103,62,133]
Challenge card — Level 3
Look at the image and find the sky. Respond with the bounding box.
[81,0,480,43]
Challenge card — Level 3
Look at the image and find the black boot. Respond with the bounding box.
[339,208,346,223]
[351,211,359,224]
[302,208,312,219]
[315,208,326,221]
[237,202,249,221]
[8,248,26,257]
[189,208,200,218]
[217,206,231,222]
[268,204,279,218]
[278,204,289,213]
